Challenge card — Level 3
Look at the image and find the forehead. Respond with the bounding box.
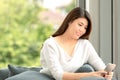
[75,17,88,22]
[72,17,88,25]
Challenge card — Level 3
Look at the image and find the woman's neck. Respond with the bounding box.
[58,34,78,44]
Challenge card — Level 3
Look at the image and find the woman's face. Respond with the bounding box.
[67,17,88,40]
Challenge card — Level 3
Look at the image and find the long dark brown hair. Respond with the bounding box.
[52,7,92,40]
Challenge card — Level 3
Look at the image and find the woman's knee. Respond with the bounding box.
[75,64,95,73]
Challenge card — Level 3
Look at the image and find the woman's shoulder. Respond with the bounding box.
[78,39,92,46]
[43,36,56,46]
[78,39,90,43]
[78,39,95,50]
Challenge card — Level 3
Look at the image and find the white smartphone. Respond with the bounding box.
[104,63,116,72]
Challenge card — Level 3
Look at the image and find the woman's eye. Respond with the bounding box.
[85,27,87,30]
[78,24,82,26]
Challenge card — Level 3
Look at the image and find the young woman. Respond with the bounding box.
[5,7,115,80]
[40,7,114,80]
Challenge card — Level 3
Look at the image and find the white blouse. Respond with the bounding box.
[40,36,106,80]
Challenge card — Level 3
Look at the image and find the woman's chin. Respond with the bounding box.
[74,36,80,40]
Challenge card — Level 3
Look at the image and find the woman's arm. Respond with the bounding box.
[86,40,106,70]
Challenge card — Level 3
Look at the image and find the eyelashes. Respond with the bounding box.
[78,23,82,26]
[78,23,87,29]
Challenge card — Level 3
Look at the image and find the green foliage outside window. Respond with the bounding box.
[0,0,54,68]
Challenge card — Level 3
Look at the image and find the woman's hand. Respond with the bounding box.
[90,71,107,78]
[91,71,114,80]
[104,72,114,80]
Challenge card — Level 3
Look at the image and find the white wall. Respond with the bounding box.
[85,0,112,63]
[113,0,120,79]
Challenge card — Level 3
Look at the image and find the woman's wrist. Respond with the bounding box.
[89,71,106,78]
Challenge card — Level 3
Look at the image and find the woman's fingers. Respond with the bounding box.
[97,71,107,76]
[105,72,114,80]
[94,71,107,78]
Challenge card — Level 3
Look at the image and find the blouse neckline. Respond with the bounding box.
[50,36,80,58]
